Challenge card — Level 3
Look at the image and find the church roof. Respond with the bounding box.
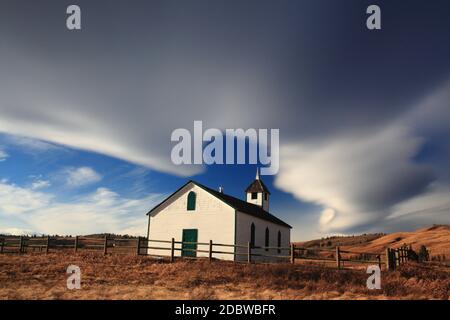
[245,179,271,194]
[147,180,291,228]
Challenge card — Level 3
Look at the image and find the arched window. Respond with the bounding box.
[250,223,255,248]
[265,227,269,251]
[277,231,281,253]
[187,191,196,211]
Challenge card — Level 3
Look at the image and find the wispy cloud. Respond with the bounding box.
[0,148,8,161]
[30,179,51,190]
[275,125,433,233]
[0,179,164,236]
[275,81,450,234]
[0,227,37,236]
[64,167,102,187]
[0,181,52,215]
[389,183,450,220]
[4,135,62,153]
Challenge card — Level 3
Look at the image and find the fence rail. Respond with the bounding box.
[0,235,410,270]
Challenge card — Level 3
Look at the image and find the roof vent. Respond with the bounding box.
[218,186,224,193]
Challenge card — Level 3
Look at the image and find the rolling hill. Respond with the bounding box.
[342,225,450,259]
[296,225,450,260]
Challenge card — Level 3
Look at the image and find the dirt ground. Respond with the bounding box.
[0,252,448,300]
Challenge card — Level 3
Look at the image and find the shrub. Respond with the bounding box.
[418,245,429,262]
[407,249,419,262]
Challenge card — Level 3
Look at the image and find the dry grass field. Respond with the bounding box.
[0,252,448,300]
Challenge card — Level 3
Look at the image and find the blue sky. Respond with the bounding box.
[0,133,320,239]
[1,0,450,240]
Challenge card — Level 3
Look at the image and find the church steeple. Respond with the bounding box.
[245,168,270,211]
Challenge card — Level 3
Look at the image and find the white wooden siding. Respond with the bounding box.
[147,183,236,260]
[234,211,291,262]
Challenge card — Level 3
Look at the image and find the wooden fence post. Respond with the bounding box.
[385,248,391,270]
[209,240,213,262]
[18,236,23,254]
[247,242,251,264]
[392,249,397,270]
[170,238,175,262]
[136,237,141,256]
[290,243,295,264]
[46,236,50,254]
[74,236,78,253]
[336,246,341,269]
[103,235,108,255]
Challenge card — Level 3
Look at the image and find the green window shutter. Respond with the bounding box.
[187,191,196,211]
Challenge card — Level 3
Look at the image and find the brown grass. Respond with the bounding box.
[0,252,448,300]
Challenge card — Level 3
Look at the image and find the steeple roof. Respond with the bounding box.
[245,168,271,194]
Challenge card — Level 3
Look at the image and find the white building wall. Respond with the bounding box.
[246,192,269,211]
[147,183,236,260]
[235,211,291,262]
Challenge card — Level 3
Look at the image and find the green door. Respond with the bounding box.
[182,229,198,257]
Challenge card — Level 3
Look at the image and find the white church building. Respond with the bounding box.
[146,170,291,262]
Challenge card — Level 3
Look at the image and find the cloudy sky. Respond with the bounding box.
[0,0,449,240]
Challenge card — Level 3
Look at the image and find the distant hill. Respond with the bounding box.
[294,233,385,249]
[341,225,450,260]
[295,225,450,261]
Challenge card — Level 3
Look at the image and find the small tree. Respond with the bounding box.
[407,248,419,261]
[418,245,429,262]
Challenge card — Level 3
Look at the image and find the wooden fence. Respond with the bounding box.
[385,244,411,270]
[0,236,138,255]
[292,245,384,270]
[0,235,410,270]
